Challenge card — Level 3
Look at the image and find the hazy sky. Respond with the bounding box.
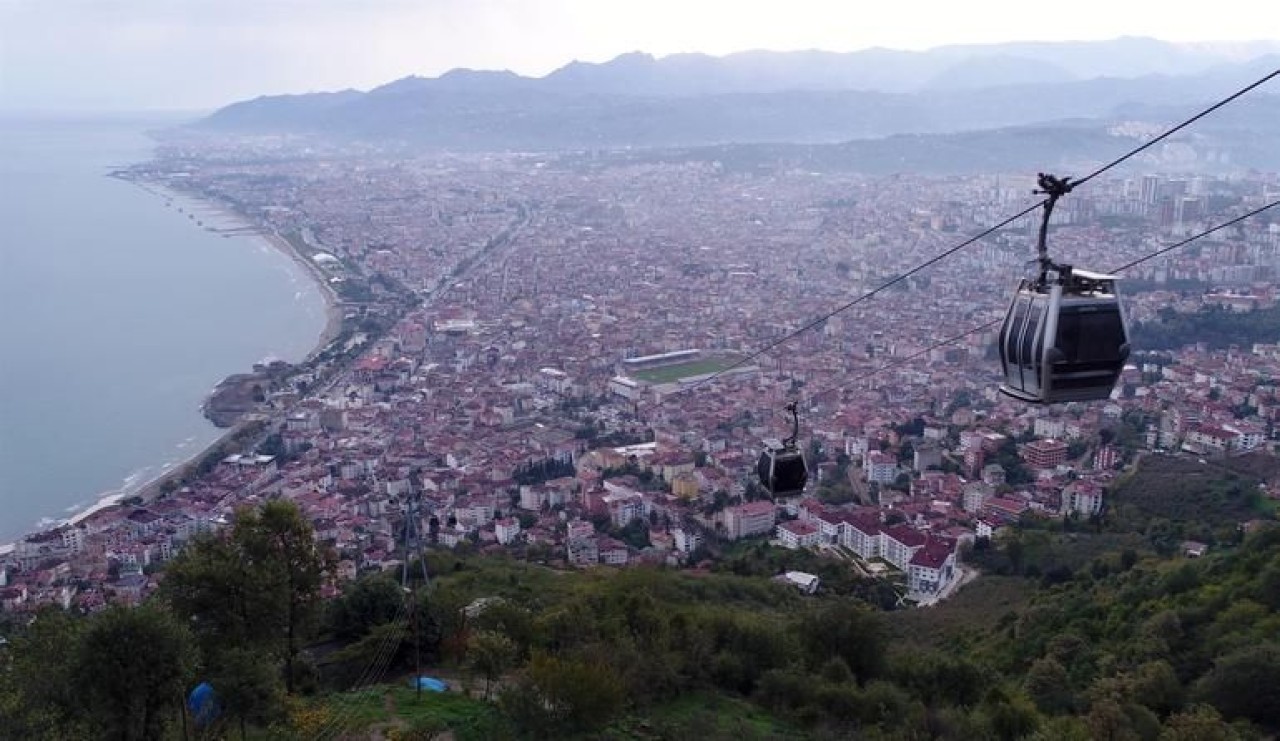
[2,0,1277,112]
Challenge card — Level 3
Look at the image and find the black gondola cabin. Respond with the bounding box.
[757,439,808,497]
[756,401,808,497]
[998,267,1130,404]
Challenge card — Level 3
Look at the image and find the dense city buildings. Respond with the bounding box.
[4,141,1280,613]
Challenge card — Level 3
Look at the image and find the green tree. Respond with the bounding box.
[328,573,403,641]
[162,531,272,657]
[75,605,196,741]
[1131,660,1185,716]
[985,690,1042,741]
[1194,644,1280,730]
[207,647,284,740]
[1161,704,1242,741]
[1025,657,1075,714]
[500,653,624,737]
[0,606,90,739]
[162,500,332,694]
[798,603,886,684]
[469,630,518,700]
[243,500,332,692]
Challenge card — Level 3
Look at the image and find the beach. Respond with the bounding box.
[99,181,345,504]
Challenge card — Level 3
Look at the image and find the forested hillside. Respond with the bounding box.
[3,498,1280,739]
[1133,304,1280,352]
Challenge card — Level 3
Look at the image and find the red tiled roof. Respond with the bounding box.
[884,524,927,548]
[910,541,952,569]
[779,520,819,536]
[738,500,776,517]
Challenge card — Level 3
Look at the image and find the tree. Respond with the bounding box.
[1194,644,1280,729]
[500,654,624,737]
[243,501,332,693]
[617,518,651,549]
[162,500,332,695]
[75,605,196,741]
[1084,699,1142,741]
[469,630,518,700]
[328,573,403,642]
[207,647,284,740]
[797,604,886,684]
[1161,704,1239,740]
[1130,660,1184,716]
[160,531,265,659]
[0,607,90,739]
[1025,657,1075,714]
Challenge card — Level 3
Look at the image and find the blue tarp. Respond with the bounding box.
[411,676,448,692]
[187,682,220,727]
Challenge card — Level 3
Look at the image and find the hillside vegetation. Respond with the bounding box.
[1132,304,1280,352]
[1105,453,1276,549]
[3,494,1280,738]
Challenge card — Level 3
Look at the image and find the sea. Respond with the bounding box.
[0,115,328,544]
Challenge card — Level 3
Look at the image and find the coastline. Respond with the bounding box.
[123,181,344,498]
[138,180,347,355]
[2,178,343,552]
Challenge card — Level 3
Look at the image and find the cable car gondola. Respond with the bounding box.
[998,174,1131,404]
[756,401,808,497]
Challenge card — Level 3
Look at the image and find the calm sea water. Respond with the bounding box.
[0,116,327,543]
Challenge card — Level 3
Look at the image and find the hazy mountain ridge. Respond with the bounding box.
[565,93,1280,177]
[367,37,1280,97]
[195,39,1280,159]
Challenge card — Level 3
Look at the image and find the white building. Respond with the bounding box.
[537,367,572,394]
[908,542,957,600]
[722,501,776,540]
[672,528,703,555]
[599,539,629,566]
[1034,417,1066,439]
[963,483,992,514]
[608,376,641,400]
[882,525,927,570]
[776,520,821,550]
[864,451,898,485]
[1061,481,1104,516]
[778,571,820,594]
[840,515,882,560]
[1224,423,1266,451]
[518,485,546,511]
[566,520,598,566]
[603,491,645,528]
[495,517,522,545]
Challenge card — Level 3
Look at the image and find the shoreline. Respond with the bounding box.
[123,181,344,499]
[141,180,346,357]
[1,177,343,553]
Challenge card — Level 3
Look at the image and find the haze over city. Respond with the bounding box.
[2,0,1278,110]
[4,2,1280,738]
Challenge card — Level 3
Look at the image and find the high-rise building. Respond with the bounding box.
[1140,174,1161,205]
[1023,439,1069,470]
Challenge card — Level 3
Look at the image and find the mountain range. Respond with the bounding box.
[192,38,1280,167]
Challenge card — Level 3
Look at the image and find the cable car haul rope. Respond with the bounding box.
[624,66,1280,496]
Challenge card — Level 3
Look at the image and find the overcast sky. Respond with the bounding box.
[2,0,1277,112]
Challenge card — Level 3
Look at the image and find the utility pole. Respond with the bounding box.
[399,489,431,699]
